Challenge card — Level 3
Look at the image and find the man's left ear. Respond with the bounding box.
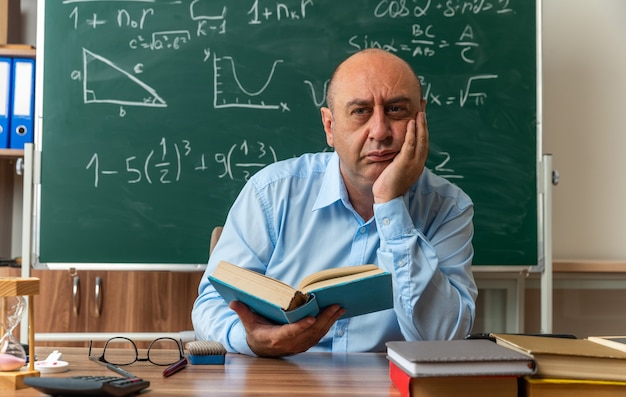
[320,107,334,146]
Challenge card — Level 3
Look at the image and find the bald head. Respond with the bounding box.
[325,49,423,111]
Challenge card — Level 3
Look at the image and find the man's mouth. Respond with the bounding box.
[366,150,398,162]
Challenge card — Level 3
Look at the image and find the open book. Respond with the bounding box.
[209,261,393,324]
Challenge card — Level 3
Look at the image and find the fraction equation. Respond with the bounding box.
[85,138,279,187]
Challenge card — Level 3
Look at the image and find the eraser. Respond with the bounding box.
[185,340,227,366]
[188,354,225,365]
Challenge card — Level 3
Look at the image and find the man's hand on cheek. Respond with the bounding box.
[373,111,429,203]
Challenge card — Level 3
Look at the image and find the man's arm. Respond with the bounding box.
[372,109,476,340]
[375,197,476,340]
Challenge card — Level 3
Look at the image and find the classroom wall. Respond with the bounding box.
[17,0,35,45]
[16,0,626,260]
[543,0,626,260]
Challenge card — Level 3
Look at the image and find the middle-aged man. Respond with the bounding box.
[192,48,477,357]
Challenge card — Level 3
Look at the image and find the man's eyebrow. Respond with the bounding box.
[345,96,413,108]
[345,98,371,108]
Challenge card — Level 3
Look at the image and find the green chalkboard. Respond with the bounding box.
[36,1,537,266]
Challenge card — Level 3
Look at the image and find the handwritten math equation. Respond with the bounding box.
[84,137,463,188]
[62,0,524,113]
[85,138,279,188]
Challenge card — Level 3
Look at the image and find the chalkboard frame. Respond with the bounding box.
[31,0,542,271]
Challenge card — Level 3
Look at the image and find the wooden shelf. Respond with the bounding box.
[0,45,36,58]
[553,260,626,273]
[0,46,34,162]
[0,149,24,159]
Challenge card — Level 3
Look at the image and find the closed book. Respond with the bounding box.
[491,333,626,381]
[389,361,519,397]
[209,260,392,324]
[521,377,626,397]
[386,339,536,378]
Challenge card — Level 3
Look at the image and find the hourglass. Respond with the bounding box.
[0,295,27,371]
[0,277,40,390]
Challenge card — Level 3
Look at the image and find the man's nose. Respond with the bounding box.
[367,108,392,141]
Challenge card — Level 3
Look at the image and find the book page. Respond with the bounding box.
[297,264,379,290]
[212,261,301,309]
[300,268,384,293]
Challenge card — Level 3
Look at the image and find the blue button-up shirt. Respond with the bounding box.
[192,152,477,355]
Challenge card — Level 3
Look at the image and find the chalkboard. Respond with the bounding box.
[35,0,537,267]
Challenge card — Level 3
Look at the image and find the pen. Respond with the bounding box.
[163,357,187,378]
[106,363,139,379]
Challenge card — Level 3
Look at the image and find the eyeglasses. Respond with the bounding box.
[88,337,184,366]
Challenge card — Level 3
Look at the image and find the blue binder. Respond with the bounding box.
[9,58,35,149]
[0,57,12,149]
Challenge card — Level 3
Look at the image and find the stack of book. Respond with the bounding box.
[387,335,626,396]
[386,339,536,397]
[491,333,626,397]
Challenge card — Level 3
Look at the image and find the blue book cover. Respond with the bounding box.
[0,57,12,148]
[209,261,393,324]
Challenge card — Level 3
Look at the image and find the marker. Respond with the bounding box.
[162,357,187,378]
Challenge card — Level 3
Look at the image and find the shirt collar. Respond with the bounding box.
[312,152,345,211]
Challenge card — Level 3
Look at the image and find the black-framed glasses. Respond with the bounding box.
[88,337,184,366]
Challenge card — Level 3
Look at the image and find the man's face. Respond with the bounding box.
[321,52,424,194]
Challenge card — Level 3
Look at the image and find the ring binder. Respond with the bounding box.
[9,57,35,149]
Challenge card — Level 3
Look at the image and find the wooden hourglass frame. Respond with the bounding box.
[0,277,40,390]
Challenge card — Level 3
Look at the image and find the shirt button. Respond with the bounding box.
[337,329,344,337]
[397,260,405,267]
[359,227,366,234]
[382,218,390,226]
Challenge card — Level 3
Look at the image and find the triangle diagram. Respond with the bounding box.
[82,48,167,107]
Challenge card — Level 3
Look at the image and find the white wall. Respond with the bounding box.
[543,0,626,260]
[19,0,626,260]
[19,0,36,45]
